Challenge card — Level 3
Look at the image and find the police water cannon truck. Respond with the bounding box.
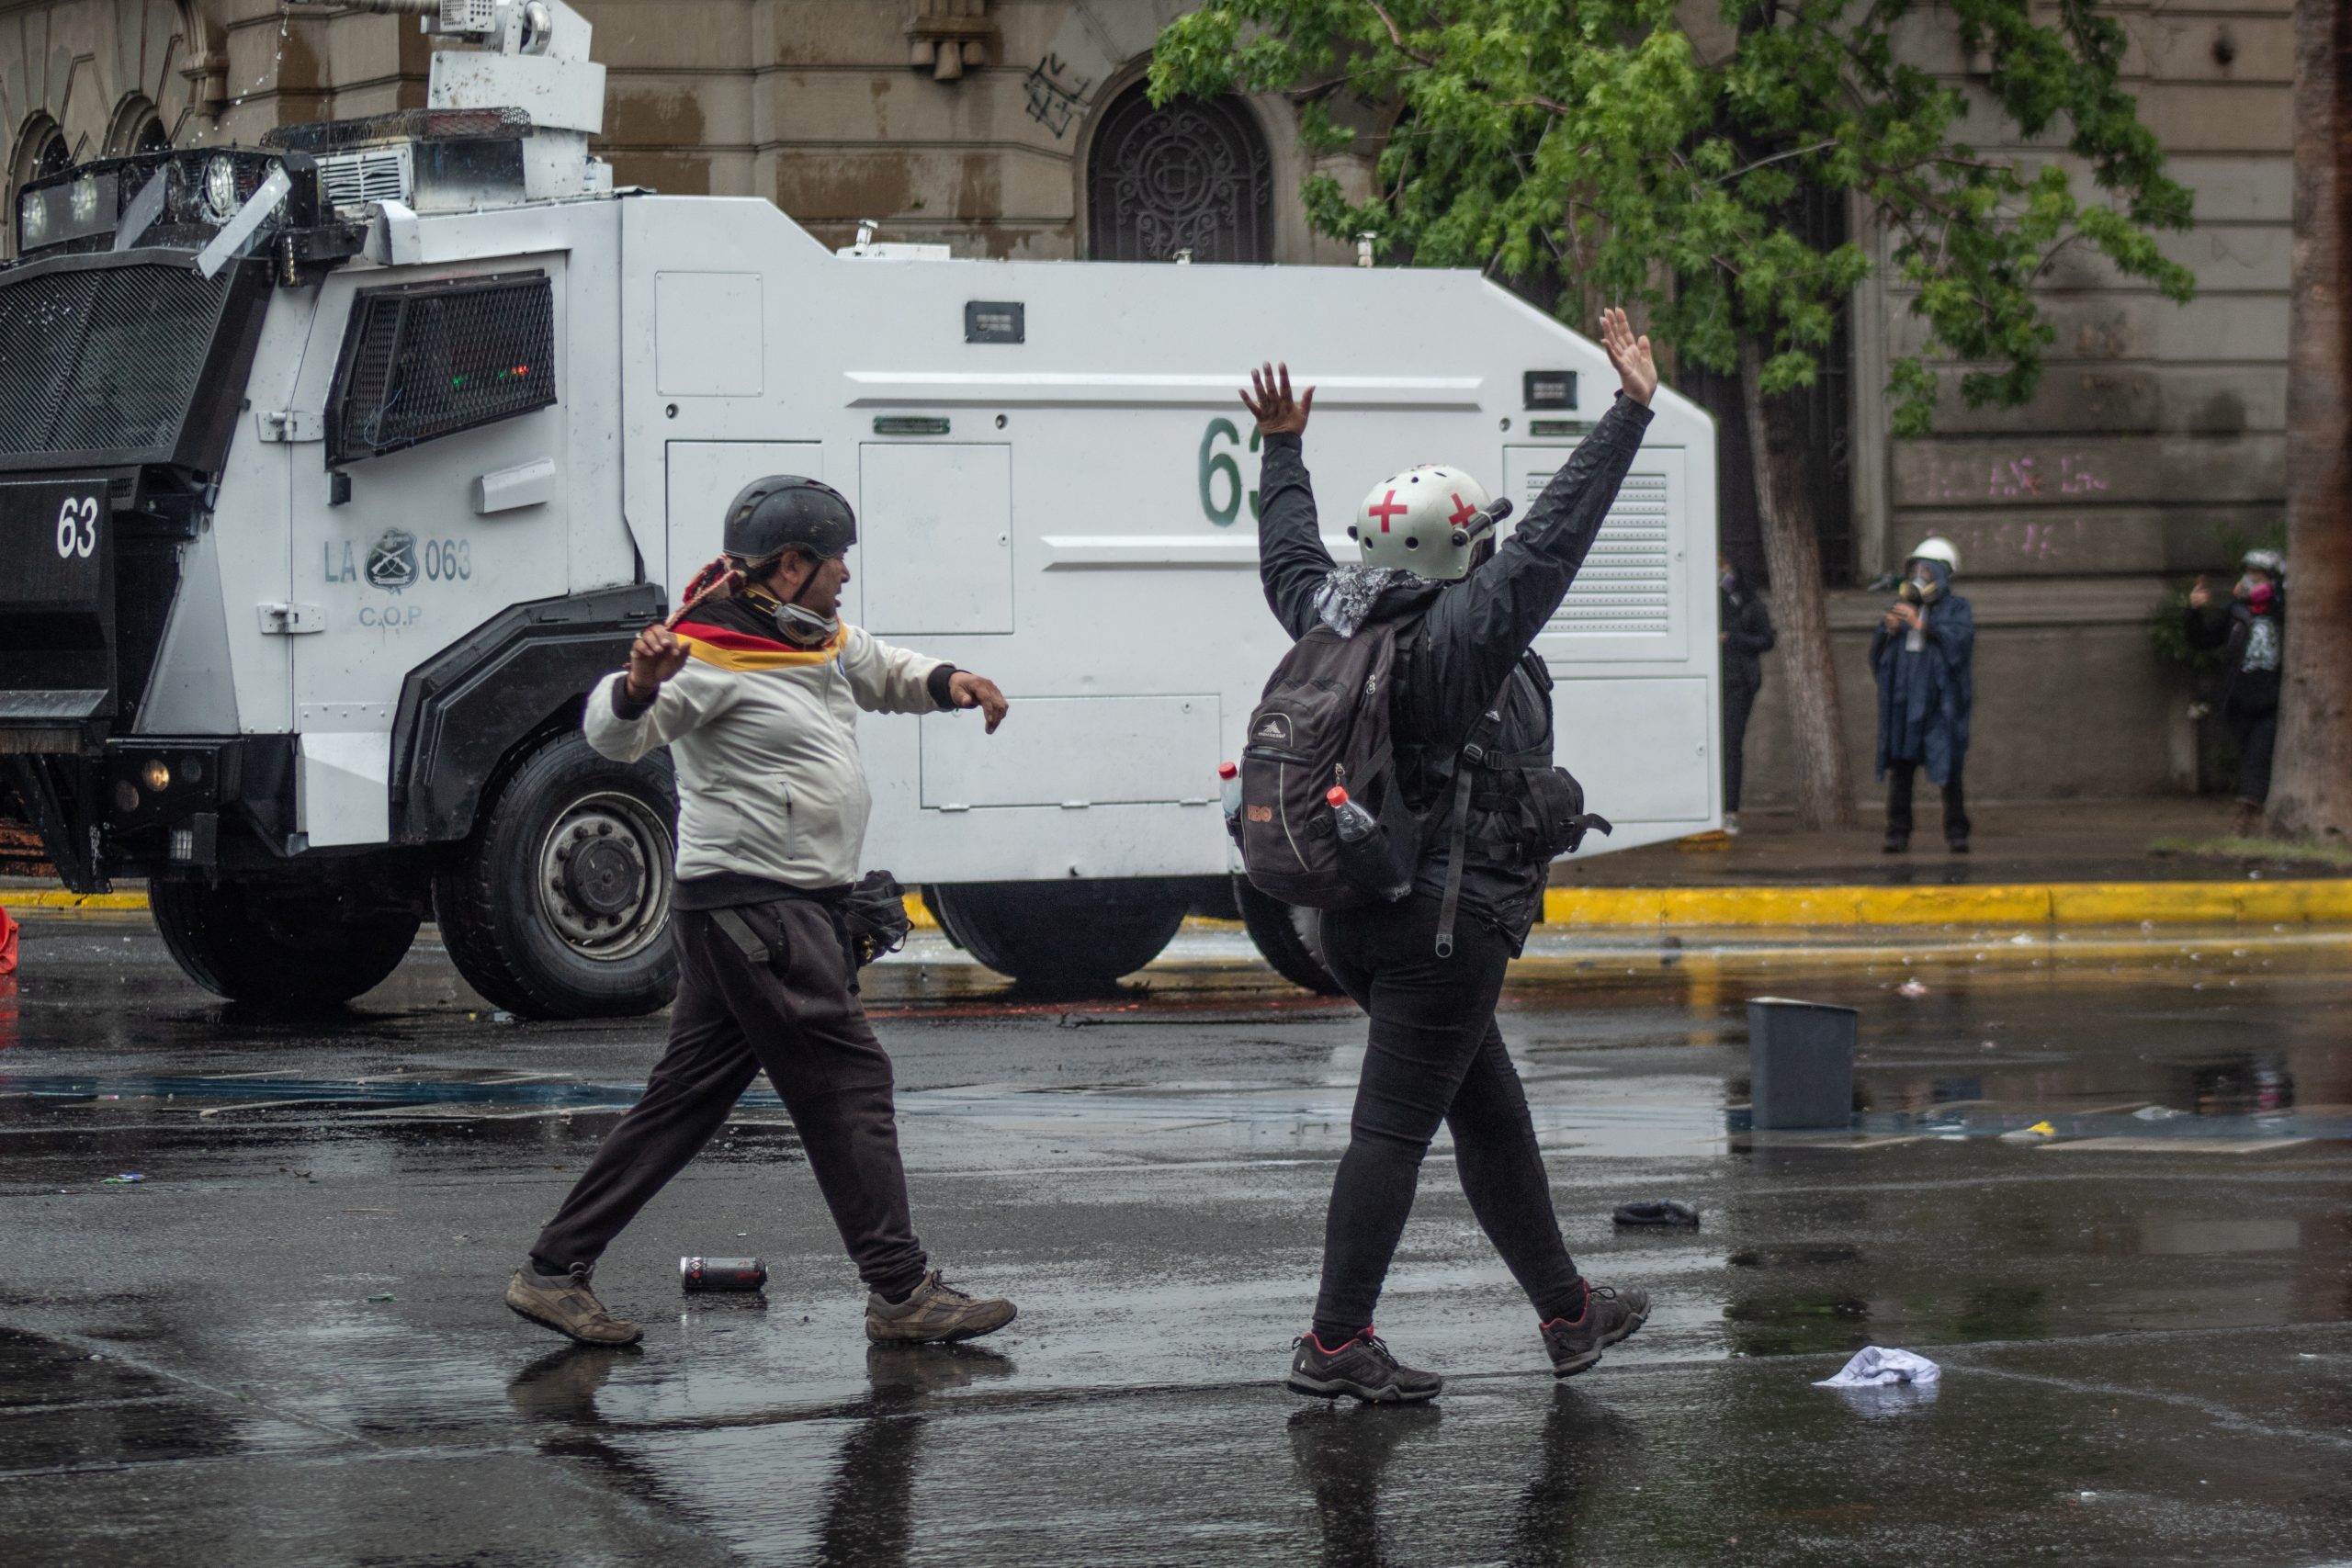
[0,0,1721,1015]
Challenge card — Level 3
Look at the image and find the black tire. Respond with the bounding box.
[433,730,679,1019]
[925,878,1188,996]
[152,872,419,1008]
[1232,879,1343,995]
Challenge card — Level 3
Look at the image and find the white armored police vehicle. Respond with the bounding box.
[0,0,1720,1015]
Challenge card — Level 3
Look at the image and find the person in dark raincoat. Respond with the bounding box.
[1718,554,1774,834]
[2184,547,2286,834]
[1871,537,1973,853]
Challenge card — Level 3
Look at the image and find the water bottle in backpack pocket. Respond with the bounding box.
[1328,786,1416,903]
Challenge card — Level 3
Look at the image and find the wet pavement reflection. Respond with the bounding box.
[1,914,2348,1565]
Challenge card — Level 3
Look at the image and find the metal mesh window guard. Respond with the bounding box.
[328,272,556,465]
[0,263,237,462]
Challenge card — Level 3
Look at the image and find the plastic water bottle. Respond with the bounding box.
[1326,785,1377,843]
[1218,761,1242,820]
[1328,786,1409,901]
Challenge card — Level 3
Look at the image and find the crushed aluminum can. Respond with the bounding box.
[680,1256,767,1293]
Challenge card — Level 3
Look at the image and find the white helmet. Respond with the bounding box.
[1906,536,1961,575]
[1349,464,1495,581]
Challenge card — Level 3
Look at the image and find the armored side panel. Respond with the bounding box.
[389,583,664,843]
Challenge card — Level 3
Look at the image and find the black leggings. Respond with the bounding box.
[1311,895,1583,1341]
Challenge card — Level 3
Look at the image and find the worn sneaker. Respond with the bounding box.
[1286,1329,1443,1404]
[505,1263,642,1346]
[1541,1283,1650,1378]
[865,1269,1016,1344]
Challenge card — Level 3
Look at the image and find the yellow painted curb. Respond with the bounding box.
[11,881,2350,929]
[1544,879,2352,928]
[7,890,149,912]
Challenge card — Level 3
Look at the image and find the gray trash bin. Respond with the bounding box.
[1747,998,1858,1130]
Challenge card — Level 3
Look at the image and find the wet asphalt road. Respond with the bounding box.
[2,912,2349,1567]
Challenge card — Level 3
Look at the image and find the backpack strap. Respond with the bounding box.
[1433,708,1501,959]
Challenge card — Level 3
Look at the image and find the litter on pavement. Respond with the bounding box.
[1815,1347,1941,1388]
[1612,1201,1701,1228]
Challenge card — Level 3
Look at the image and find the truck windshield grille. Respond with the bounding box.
[0,263,238,463]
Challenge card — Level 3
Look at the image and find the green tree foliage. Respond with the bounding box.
[1150,0,2196,434]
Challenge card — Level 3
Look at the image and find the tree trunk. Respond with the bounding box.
[2268,0,2352,840]
[1739,337,1856,829]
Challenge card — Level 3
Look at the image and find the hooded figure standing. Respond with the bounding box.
[1718,555,1775,834]
[1871,538,1974,853]
[1242,310,1659,1404]
[2185,547,2287,834]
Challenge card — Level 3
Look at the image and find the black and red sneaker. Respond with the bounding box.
[1540,1282,1650,1378]
[1286,1328,1443,1404]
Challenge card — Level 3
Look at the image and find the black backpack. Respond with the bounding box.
[1238,620,1615,953]
[1236,620,1419,910]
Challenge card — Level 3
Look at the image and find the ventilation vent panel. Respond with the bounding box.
[1511,463,1673,638]
[317,146,413,210]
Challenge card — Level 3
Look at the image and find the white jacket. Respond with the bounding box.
[582,624,951,890]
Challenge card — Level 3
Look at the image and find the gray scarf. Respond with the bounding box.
[1314,566,1422,637]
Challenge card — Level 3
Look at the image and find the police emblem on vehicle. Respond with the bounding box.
[367,529,418,591]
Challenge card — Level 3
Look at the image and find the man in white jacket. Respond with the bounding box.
[506,476,1015,1348]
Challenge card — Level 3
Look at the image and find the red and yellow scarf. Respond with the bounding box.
[673,590,847,672]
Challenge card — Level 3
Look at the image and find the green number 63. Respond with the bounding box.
[1198,418,1261,527]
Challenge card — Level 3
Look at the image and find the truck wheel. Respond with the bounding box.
[1232,879,1343,996]
[152,873,419,1008]
[925,879,1188,996]
[433,732,678,1019]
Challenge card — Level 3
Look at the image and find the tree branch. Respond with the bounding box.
[1723,140,1840,183]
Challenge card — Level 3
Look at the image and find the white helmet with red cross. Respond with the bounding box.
[1348,464,1495,581]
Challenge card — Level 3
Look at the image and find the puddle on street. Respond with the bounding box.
[5,919,2351,1565]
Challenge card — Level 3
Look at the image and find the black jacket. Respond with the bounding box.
[1720,571,1774,694]
[1254,394,1654,944]
[2185,596,2285,713]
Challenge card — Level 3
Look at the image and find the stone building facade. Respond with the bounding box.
[0,0,2294,807]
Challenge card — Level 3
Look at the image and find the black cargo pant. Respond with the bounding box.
[1884,760,1969,845]
[1311,894,1584,1341]
[2226,697,2279,805]
[530,899,929,1303]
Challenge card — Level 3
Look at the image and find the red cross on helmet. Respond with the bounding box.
[1349,464,1495,581]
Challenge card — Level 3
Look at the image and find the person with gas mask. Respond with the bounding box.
[1240,309,1658,1404]
[2186,548,2287,833]
[504,476,1017,1348]
[1718,553,1776,835]
[1871,538,1975,853]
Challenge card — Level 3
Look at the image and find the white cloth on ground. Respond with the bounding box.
[1815,1346,1941,1388]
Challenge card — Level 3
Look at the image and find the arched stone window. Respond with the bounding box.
[17,117,73,186]
[109,97,172,157]
[1085,82,1272,264]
